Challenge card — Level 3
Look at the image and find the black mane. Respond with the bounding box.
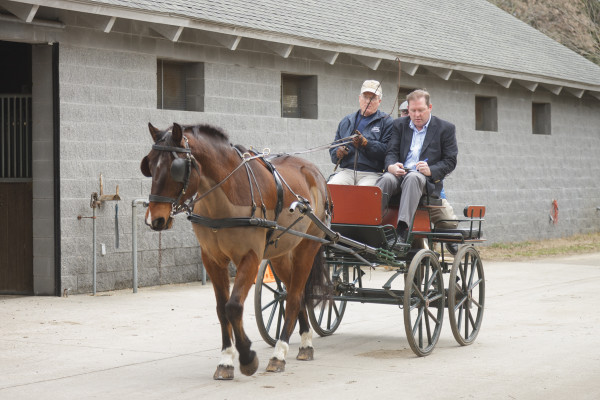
[188,124,229,143]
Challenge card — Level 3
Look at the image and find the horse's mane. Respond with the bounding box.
[187,124,230,143]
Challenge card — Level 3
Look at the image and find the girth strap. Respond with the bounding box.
[264,160,284,222]
[244,148,284,222]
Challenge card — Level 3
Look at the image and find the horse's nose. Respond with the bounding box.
[151,217,165,230]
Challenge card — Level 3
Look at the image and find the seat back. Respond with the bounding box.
[328,184,383,225]
[464,205,486,218]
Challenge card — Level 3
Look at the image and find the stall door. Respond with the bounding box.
[0,93,33,294]
[0,182,33,293]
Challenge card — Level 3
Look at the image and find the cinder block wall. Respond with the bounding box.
[425,78,600,243]
[58,28,600,293]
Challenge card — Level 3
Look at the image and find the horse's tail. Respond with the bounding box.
[305,246,329,302]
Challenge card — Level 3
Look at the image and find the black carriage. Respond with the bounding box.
[255,184,486,357]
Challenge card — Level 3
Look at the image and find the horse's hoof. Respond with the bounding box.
[239,354,259,376]
[266,357,286,373]
[296,346,314,361]
[213,365,234,380]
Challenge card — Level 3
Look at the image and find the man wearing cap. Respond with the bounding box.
[329,80,393,186]
[399,100,409,117]
[376,89,458,244]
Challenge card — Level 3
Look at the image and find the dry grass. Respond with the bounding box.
[479,232,600,261]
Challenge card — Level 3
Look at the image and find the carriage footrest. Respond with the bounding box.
[433,228,483,240]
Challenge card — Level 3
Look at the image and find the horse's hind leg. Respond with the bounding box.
[267,240,321,372]
[226,251,260,376]
[296,305,314,361]
[202,255,235,380]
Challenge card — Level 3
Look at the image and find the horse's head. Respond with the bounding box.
[141,123,200,230]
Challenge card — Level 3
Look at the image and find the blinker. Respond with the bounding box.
[171,157,187,183]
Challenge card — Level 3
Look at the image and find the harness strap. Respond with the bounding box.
[187,214,278,230]
[233,146,258,218]
[242,149,285,246]
[149,194,178,203]
[152,144,191,153]
[184,151,265,210]
[247,149,284,221]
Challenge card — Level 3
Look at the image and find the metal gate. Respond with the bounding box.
[0,94,33,294]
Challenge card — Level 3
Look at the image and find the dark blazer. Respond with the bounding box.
[384,115,458,197]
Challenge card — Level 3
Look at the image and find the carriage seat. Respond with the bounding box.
[328,184,384,225]
[327,184,442,227]
[327,184,392,248]
[432,205,486,241]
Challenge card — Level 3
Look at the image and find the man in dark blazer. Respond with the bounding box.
[375,89,458,243]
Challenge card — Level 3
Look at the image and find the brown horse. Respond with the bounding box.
[140,122,330,380]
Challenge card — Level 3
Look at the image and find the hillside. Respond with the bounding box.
[488,0,600,65]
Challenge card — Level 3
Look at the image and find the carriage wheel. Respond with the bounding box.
[448,245,485,346]
[254,260,286,347]
[306,264,348,336]
[403,249,445,357]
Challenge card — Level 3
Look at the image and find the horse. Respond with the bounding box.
[140,122,331,380]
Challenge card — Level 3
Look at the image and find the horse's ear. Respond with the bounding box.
[140,156,151,177]
[172,123,183,144]
[148,123,160,142]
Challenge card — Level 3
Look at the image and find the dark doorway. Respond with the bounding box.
[0,40,33,294]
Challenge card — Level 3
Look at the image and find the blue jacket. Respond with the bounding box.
[329,109,393,173]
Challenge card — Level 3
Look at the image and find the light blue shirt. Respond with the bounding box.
[404,116,431,169]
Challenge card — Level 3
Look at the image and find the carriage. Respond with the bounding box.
[254,184,486,357]
[142,122,486,379]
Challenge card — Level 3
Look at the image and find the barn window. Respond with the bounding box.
[532,102,551,135]
[281,74,318,119]
[157,60,204,112]
[475,96,497,131]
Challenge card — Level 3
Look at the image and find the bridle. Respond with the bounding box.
[148,135,199,213]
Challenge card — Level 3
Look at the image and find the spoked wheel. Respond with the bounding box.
[254,260,286,347]
[306,263,348,336]
[403,249,445,357]
[448,245,485,346]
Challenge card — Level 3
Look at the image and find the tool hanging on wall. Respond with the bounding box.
[115,203,119,248]
[77,174,122,295]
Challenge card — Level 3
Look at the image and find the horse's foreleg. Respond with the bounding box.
[296,304,314,361]
[203,255,235,380]
[227,251,260,376]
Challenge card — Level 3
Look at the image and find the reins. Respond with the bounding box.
[179,139,321,251]
[183,148,270,213]
[268,133,359,156]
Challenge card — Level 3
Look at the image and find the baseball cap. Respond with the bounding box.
[360,80,382,98]
[399,101,408,111]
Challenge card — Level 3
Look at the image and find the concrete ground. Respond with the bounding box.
[1,253,599,400]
